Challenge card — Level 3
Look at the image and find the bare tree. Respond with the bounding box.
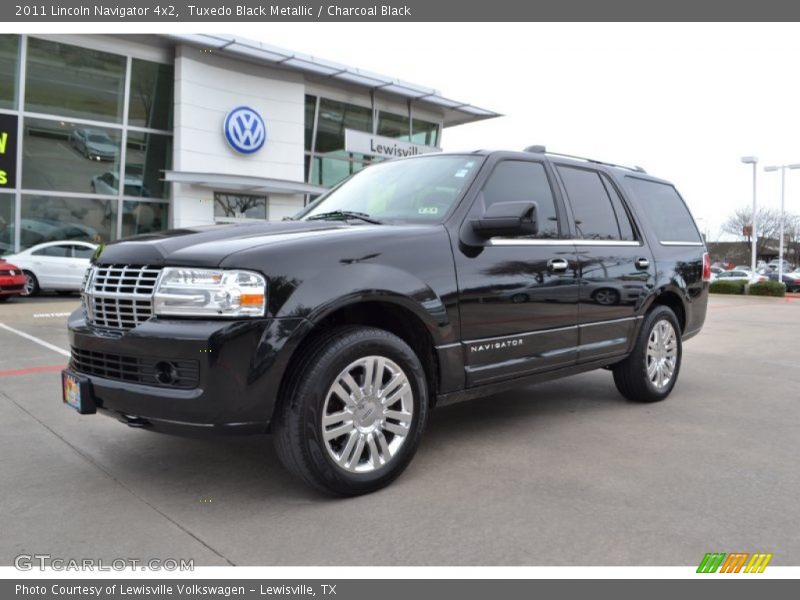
[721,207,797,255]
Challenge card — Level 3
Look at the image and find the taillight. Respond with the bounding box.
[702,252,712,282]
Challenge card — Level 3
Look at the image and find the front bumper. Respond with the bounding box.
[0,275,25,295]
[67,309,308,433]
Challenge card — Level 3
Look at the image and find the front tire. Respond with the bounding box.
[612,305,682,402]
[273,326,430,496]
[21,271,40,297]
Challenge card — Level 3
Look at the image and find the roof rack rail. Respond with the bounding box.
[523,145,647,174]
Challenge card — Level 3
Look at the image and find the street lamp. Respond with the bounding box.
[763,163,800,282]
[741,156,758,272]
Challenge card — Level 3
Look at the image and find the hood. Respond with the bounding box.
[95,221,355,267]
[88,141,118,153]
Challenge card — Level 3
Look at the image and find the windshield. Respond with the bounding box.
[297,155,483,223]
[89,133,111,143]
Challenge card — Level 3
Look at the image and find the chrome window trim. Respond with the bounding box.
[462,316,642,347]
[579,316,643,328]
[488,239,642,247]
[659,241,705,247]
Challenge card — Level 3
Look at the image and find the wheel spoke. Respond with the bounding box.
[367,433,382,468]
[337,431,359,466]
[382,381,409,407]
[347,435,366,469]
[647,358,658,380]
[374,430,391,458]
[384,410,412,425]
[383,420,409,437]
[341,373,364,401]
[329,382,356,407]
[324,420,354,441]
[369,357,385,395]
[362,358,375,396]
[379,372,404,399]
[323,410,352,427]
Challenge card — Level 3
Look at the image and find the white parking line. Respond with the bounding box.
[0,323,71,358]
[32,312,72,319]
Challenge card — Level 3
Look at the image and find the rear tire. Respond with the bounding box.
[21,271,40,297]
[273,325,430,496]
[612,305,682,402]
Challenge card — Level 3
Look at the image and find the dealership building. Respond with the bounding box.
[0,33,498,253]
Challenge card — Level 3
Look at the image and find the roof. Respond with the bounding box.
[164,34,501,128]
[163,171,328,196]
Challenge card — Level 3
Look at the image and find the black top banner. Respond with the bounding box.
[4,0,800,22]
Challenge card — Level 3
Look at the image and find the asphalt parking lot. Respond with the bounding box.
[1,294,799,566]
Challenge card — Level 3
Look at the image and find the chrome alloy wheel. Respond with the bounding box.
[321,356,414,473]
[21,273,36,296]
[646,320,677,390]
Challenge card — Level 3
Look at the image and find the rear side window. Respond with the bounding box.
[624,177,702,243]
[481,161,559,238]
[32,245,70,257]
[71,245,94,259]
[557,166,636,241]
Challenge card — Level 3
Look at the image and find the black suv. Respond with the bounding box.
[64,149,710,496]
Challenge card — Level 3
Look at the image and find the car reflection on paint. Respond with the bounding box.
[499,277,644,306]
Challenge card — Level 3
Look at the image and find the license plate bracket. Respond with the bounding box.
[62,370,96,415]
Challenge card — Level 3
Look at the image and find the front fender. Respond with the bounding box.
[275,262,456,346]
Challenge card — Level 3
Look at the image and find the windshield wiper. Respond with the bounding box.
[306,210,383,225]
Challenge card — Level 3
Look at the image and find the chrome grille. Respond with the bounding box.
[84,265,161,331]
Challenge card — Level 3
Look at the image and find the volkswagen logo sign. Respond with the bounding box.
[223,106,266,154]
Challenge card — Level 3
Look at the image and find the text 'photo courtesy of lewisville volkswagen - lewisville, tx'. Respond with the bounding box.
[1,7,800,596]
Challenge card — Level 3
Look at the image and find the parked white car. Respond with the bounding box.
[715,269,766,285]
[2,241,97,296]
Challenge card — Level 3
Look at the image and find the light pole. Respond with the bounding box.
[763,163,800,283]
[741,156,758,272]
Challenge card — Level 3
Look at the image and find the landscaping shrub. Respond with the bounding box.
[709,280,745,294]
[748,281,786,297]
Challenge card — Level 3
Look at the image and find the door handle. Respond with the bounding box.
[547,258,569,272]
[635,257,650,270]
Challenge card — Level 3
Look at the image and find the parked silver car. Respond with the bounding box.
[69,128,118,161]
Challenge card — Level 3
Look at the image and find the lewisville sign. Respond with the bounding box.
[0,113,17,188]
[344,129,441,160]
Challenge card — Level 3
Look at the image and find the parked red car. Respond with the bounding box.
[0,260,26,302]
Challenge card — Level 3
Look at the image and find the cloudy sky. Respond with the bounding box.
[14,21,800,239]
[237,22,800,240]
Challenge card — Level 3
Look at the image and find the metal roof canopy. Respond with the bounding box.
[164,171,328,195]
[165,34,501,127]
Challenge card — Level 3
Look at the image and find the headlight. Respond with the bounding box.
[153,268,266,317]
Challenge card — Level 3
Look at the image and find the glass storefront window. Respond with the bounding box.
[214,192,268,220]
[128,59,174,130]
[310,156,371,188]
[412,119,439,146]
[20,194,116,249]
[125,131,171,199]
[0,193,14,254]
[22,117,121,194]
[122,200,168,238]
[0,35,20,110]
[25,37,125,123]
[304,95,316,151]
[315,99,372,153]
[378,111,409,140]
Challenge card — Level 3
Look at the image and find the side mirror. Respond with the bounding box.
[471,201,538,239]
